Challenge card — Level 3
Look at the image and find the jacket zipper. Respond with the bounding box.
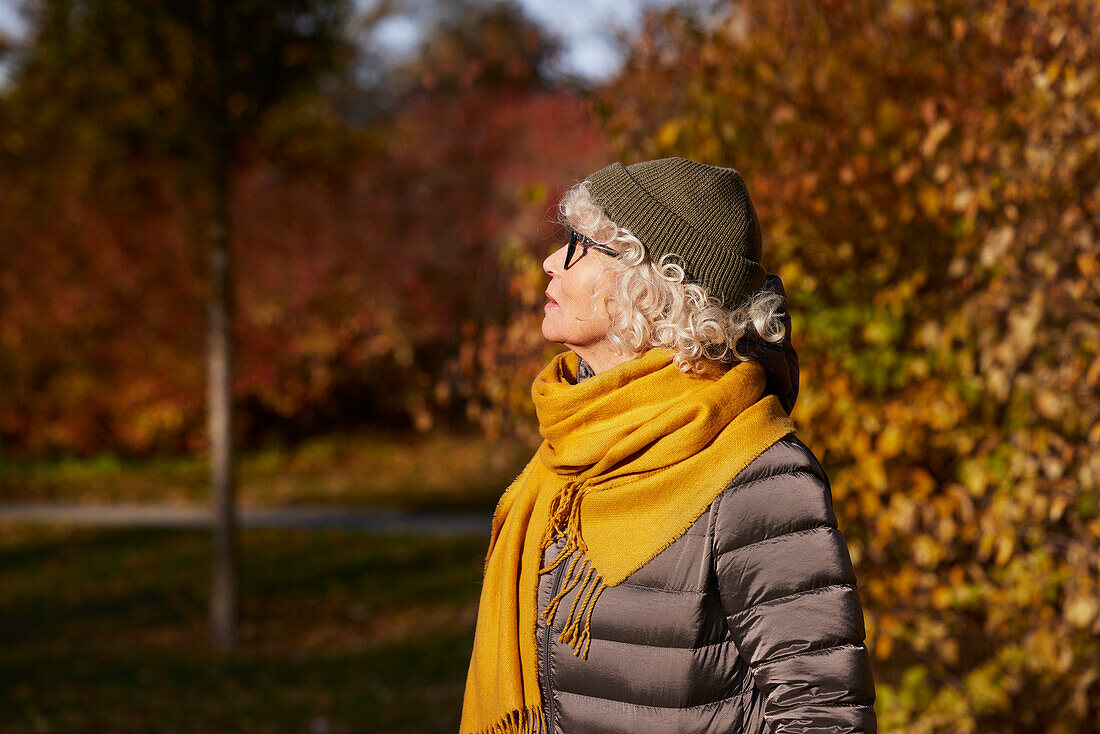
[543,544,568,733]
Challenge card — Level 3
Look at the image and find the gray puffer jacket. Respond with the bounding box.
[535,276,876,733]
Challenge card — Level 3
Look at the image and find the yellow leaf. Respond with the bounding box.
[874,634,894,661]
[1064,596,1099,630]
[918,185,942,217]
[655,120,680,149]
[1077,252,1098,278]
[876,425,904,459]
[920,119,952,159]
[994,533,1015,567]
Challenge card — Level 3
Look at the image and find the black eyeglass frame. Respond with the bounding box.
[564,229,622,269]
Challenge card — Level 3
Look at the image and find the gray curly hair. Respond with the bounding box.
[559,182,788,374]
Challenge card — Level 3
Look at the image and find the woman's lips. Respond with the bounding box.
[545,291,558,309]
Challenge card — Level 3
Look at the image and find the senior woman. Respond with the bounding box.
[460,158,876,734]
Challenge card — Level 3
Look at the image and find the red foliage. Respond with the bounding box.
[0,84,607,457]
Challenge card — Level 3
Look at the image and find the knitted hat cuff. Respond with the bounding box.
[586,162,767,310]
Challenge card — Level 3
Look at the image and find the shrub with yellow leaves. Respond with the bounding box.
[463,1,1100,730]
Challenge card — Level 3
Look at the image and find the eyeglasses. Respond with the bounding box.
[564,229,622,269]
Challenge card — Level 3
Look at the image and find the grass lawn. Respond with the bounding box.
[0,430,532,513]
[0,523,488,733]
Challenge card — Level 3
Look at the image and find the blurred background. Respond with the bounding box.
[0,0,1097,731]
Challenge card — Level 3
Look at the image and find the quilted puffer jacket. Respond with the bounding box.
[535,276,876,733]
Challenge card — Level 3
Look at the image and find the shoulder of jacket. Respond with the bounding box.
[708,434,832,524]
[725,433,828,493]
[707,433,839,550]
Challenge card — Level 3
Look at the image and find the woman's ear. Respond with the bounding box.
[603,290,621,318]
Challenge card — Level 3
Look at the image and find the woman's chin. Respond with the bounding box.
[542,318,572,346]
[540,320,561,344]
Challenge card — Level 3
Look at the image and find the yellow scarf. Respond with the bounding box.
[460,348,796,734]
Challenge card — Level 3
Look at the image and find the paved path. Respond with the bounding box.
[0,503,490,537]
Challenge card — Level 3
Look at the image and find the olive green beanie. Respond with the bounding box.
[585,157,767,310]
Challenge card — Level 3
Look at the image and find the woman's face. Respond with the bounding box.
[541,235,617,353]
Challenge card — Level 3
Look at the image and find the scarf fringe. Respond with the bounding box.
[538,479,609,660]
[539,543,606,660]
[546,479,586,543]
[469,706,546,734]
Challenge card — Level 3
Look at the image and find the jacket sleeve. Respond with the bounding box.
[712,437,877,733]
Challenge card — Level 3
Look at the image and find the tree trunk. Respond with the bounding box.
[207,140,238,650]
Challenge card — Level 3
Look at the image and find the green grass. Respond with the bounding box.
[0,524,488,733]
[0,430,532,512]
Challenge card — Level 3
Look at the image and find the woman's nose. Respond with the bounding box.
[543,245,566,277]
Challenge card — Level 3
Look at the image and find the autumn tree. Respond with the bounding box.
[0,0,354,649]
[0,0,606,458]
[340,2,606,433]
